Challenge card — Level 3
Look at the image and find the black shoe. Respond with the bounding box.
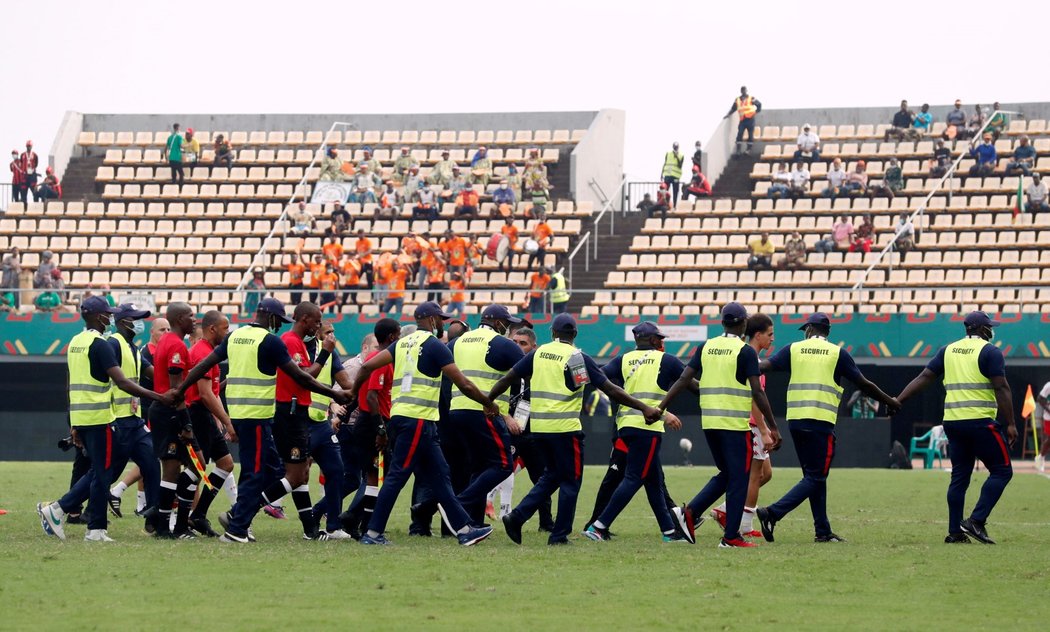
[170,529,197,540]
[338,509,359,534]
[756,507,777,543]
[944,532,971,544]
[538,523,554,533]
[959,518,995,544]
[107,494,123,518]
[502,514,523,545]
[189,516,220,538]
[547,537,570,546]
[303,529,330,541]
[814,533,847,543]
[66,513,86,525]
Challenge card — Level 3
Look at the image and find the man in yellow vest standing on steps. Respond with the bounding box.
[896,311,1016,544]
[755,312,900,544]
[549,267,570,315]
[38,296,173,542]
[725,85,762,155]
[661,142,684,206]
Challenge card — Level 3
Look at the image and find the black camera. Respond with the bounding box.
[57,435,75,451]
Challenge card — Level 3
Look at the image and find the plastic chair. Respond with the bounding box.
[909,425,947,469]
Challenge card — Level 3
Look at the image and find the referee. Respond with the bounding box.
[897,311,1016,544]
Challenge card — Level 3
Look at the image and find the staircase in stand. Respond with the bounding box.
[565,210,647,313]
[60,156,105,203]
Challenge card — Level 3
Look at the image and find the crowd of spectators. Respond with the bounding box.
[8,140,59,203]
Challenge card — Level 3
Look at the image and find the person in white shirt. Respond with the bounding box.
[893,212,915,254]
[823,158,847,199]
[768,162,792,199]
[1036,381,1050,472]
[1025,173,1050,213]
[789,162,810,199]
[793,124,821,162]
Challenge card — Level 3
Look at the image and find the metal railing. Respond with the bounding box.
[589,175,628,260]
[565,232,590,284]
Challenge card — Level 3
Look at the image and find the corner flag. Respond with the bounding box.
[1022,384,1036,419]
[1014,175,1024,220]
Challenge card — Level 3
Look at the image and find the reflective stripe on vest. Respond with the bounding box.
[550,273,569,304]
[736,95,757,119]
[616,349,666,432]
[67,329,116,426]
[226,326,277,420]
[109,333,140,418]
[786,337,844,424]
[308,339,334,422]
[529,341,582,433]
[390,329,441,421]
[662,151,683,179]
[450,327,510,415]
[698,336,751,431]
[942,337,997,421]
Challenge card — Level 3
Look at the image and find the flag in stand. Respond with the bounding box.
[1021,384,1035,419]
[1014,175,1024,220]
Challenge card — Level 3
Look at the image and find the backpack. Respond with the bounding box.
[888,440,912,469]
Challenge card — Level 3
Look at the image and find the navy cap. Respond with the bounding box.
[799,312,831,330]
[551,313,577,334]
[481,304,522,324]
[632,321,666,339]
[113,303,151,321]
[964,310,1001,329]
[721,302,749,324]
[414,301,455,320]
[80,295,119,315]
[258,297,293,323]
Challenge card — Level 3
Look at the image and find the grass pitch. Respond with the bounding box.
[1,462,1048,630]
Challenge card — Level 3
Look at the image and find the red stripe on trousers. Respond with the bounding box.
[254,425,262,473]
[641,436,658,479]
[485,417,509,467]
[105,425,113,469]
[613,437,628,453]
[989,424,1011,465]
[403,419,425,468]
[573,436,582,480]
[744,431,753,474]
[823,435,834,476]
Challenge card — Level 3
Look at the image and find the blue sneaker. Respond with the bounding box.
[359,533,392,545]
[457,524,493,546]
[38,501,65,540]
[582,524,610,542]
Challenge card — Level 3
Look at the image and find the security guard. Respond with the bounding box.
[38,296,171,542]
[725,86,762,155]
[660,142,684,206]
[348,301,498,546]
[897,311,1016,544]
[660,303,779,548]
[584,322,687,543]
[549,268,570,314]
[490,313,667,545]
[446,304,525,524]
[756,312,899,544]
[176,297,350,544]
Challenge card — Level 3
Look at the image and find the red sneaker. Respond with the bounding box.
[710,507,727,529]
[745,530,763,539]
[719,537,758,548]
[485,501,497,520]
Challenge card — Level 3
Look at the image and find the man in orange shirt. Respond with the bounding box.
[308,254,325,304]
[499,217,519,273]
[354,229,374,289]
[443,230,468,275]
[340,253,362,306]
[527,214,553,272]
[417,235,438,290]
[318,263,339,312]
[323,235,344,266]
[455,186,479,218]
[287,253,306,305]
[527,266,551,313]
[381,261,409,314]
[448,271,467,316]
[426,251,447,303]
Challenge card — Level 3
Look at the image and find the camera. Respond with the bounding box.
[57,435,75,451]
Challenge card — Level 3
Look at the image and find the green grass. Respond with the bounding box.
[1,463,1049,630]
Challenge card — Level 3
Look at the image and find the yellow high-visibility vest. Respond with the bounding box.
[942,336,997,422]
[530,341,583,433]
[698,335,752,431]
[390,329,442,421]
[68,329,116,427]
[786,337,844,424]
[109,333,140,419]
[226,325,277,420]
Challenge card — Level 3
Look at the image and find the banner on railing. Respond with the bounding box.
[310,181,352,205]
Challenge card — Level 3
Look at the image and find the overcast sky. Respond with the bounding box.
[4,0,1049,183]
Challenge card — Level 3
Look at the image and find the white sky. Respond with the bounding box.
[3,0,1049,183]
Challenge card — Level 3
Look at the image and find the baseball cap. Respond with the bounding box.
[799,312,831,330]
[80,295,119,315]
[113,303,151,321]
[258,297,293,323]
[551,313,577,334]
[632,322,666,339]
[414,301,455,320]
[963,310,1000,329]
[481,304,522,324]
[721,302,749,324]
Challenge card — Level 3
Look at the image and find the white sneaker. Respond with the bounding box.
[324,529,354,540]
[1037,456,1046,472]
[84,529,115,542]
[498,504,512,519]
[38,501,66,540]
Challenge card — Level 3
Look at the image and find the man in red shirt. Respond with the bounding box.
[184,310,235,537]
[338,317,401,536]
[21,140,39,201]
[150,302,201,539]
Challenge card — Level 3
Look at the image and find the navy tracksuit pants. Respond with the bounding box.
[687,428,753,540]
[308,420,345,532]
[595,427,674,533]
[58,424,117,530]
[944,419,1013,533]
[447,410,514,522]
[510,431,584,543]
[767,420,836,537]
[227,418,283,536]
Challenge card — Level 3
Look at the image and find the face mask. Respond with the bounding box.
[432,318,444,338]
[985,327,995,341]
[500,184,507,190]
[268,316,281,334]
[131,320,145,335]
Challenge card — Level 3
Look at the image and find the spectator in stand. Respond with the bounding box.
[244,268,266,315]
[163,123,184,185]
[635,193,655,215]
[911,104,933,138]
[319,146,347,181]
[869,157,903,199]
[660,142,684,206]
[966,104,985,139]
[842,161,868,197]
[725,86,761,155]
[21,141,39,200]
[412,181,437,220]
[393,146,419,182]
[986,102,1008,140]
[350,163,380,203]
[286,253,305,305]
[455,184,480,218]
[317,262,339,312]
[425,251,447,303]
[375,182,400,219]
[450,166,472,194]
[850,213,875,253]
[470,146,493,187]
[430,150,456,185]
[359,148,381,175]
[929,139,953,177]
[506,164,523,202]
[778,232,807,269]
[2,247,21,309]
[794,124,821,162]
[823,158,847,198]
[765,161,788,198]
[814,234,836,253]
[747,233,775,270]
[1025,173,1050,213]
[402,165,424,198]
[308,254,325,304]
[885,101,914,141]
[290,202,314,236]
[968,134,997,177]
[832,215,854,250]
[524,148,545,179]
[1005,135,1035,176]
[436,183,456,211]
[36,167,62,201]
[499,217,519,273]
[442,230,468,275]
[650,183,670,218]
[0,290,15,313]
[681,165,712,201]
[492,179,516,217]
[9,149,27,203]
[789,161,810,200]
[330,202,351,234]
[527,267,551,313]
[944,99,967,140]
[213,134,234,168]
[691,140,703,171]
[354,229,374,290]
[340,252,362,306]
[182,128,200,167]
[33,250,55,288]
[34,276,62,312]
[322,234,344,266]
[527,213,553,272]
[447,271,467,317]
[893,212,915,255]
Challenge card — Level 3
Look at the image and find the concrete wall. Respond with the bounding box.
[570,108,626,207]
[49,110,83,180]
[756,101,1050,129]
[702,113,736,186]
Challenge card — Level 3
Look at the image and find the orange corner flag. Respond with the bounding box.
[1021,384,1036,419]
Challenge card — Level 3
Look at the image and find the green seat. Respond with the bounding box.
[909,425,947,469]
